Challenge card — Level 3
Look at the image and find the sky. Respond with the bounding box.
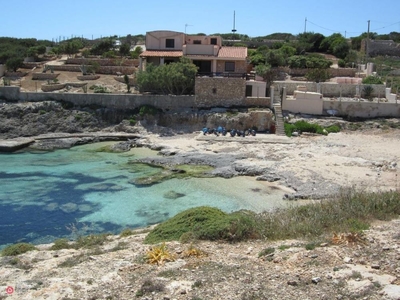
[2,0,400,41]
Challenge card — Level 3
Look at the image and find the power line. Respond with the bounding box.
[370,20,400,32]
[306,18,400,36]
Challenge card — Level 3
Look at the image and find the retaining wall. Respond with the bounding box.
[195,77,247,107]
[65,58,139,67]
[287,68,356,77]
[275,81,386,98]
[323,100,400,118]
[49,65,136,75]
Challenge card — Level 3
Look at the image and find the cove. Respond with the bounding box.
[0,142,291,249]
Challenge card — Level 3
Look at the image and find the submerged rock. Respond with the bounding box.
[163,190,186,199]
[60,202,78,213]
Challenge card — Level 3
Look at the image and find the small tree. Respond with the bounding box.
[6,57,23,72]
[119,43,131,56]
[130,46,143,59]
[124,74,131,93]
[255,63,278,95]
[136,57,197,95]
[305,68,331,83]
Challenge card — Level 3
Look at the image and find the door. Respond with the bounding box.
[193,60,212,76]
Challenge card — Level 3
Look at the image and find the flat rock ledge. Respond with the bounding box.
[0,132,141,152]
[0,138,35,152]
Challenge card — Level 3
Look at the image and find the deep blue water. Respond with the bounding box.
[0,142,289,249]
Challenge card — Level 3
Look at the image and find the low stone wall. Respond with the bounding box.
[48,65,136,75]
[4,71,28,78]
[0,86,20,101]
[323,100,400,118]
[77,75,100,81]
[41,83,66,92]
[195,77,246,107]
[66,58,139,67]
[32,73,60,80]
[275,81,386,98]
[288,68,356,77]
[16,91,195,111]
[244,97,271,107]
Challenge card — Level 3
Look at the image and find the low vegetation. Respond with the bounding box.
[2,188,399,270]
[144,206,260,244]
[284,120,340,137]
[144,188,400,243]
[1,243,37,256]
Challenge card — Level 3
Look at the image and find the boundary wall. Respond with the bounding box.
[274,81,386,98]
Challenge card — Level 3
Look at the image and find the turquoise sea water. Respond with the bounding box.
[0,142,290,249]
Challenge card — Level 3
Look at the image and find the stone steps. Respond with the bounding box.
[273,105,286,136]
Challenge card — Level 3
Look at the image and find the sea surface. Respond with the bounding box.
[0,142,292,249]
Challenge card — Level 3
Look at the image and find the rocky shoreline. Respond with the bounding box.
[1,101,400,299]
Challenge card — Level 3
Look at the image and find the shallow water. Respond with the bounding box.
[0,142,292,248]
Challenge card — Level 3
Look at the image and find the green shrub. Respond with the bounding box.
[129,117,136,126]
[325,125,341,133]
[74,233,109,249]
[90,85,109,93]
[50,238,72,250]
[305,243,317,250]
[1,243,37,256]
[139,105,160,116]
[338,59,346,68]
[258,247,275,257]
[284,123,296,137]
[363,85,374,100]
[144,206,261,244]
[362,75,383,85]
[284,120,340,137]
[120,228,134,237]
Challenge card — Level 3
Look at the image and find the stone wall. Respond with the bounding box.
[323,100,400,118]
[363,39,400,57]
[66,58,139,67]
[32,73,60,80]
[216,60,247,74]
[195,77,246,107]
[0,87,196,111]
[288,68,356,77]
[48,65,136,75]
[244,97,271,107]
[274,81,386,98]
[0,86,20,101]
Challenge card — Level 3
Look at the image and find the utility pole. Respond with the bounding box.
[366,20,370,61]
[304,17,307,33]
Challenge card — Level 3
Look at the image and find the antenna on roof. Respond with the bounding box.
[185,24,193,34]
[232,10,237,33]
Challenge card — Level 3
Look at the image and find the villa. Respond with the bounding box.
[139,30,247,77]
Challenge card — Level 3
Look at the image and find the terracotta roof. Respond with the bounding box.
[140,50,183,57]
[217,47,247,59]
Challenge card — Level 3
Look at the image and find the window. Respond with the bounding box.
[193,40,201,44]
[225,62,235,72]
[246,85,253,97]
[210,38,217,45]
[165,39,175,48]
